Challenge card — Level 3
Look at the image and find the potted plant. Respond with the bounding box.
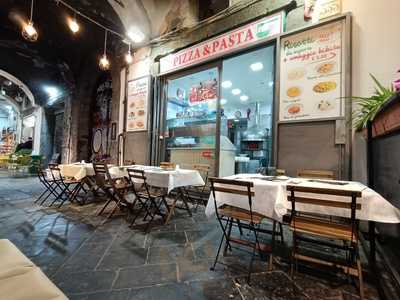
[351,74,396,132]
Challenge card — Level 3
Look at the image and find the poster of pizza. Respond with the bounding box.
[126,77,149,132]
[189,79,218,105]
[279,20,345,122]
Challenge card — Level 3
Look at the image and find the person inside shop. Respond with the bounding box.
[15,137,33,152]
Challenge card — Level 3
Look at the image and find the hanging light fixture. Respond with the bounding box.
[22,0,38,42]
[68,12,80,34]
[99,30,110,70]
[125,43,133,64]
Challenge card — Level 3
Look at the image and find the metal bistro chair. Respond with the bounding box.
[209,177,277,283]
[35,164,61,205]
[184,164,211,211]
[48,164,83,208]
[126,168,169,231]
[287,184,364,299]
[94,162,131,220]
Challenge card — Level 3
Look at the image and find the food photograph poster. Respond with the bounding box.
[279,21,344,122]
[126,77,149,132]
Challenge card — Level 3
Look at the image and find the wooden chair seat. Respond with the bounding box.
[63,178,81,185]
[218,205,265,224]
[290,216,357,242]
[137,190,166,199]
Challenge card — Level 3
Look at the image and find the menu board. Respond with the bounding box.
[279,21,344,122]
[126,77,149,132]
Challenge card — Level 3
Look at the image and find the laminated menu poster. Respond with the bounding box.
[279,21,344,122]
[126,77,149,131]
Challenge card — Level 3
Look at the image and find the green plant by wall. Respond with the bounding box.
[351,74,396,131]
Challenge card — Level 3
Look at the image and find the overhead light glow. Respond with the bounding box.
[127,27,145,43]
[99,54,110,70]
[125,44,133,64]
[68,17,80,34]
[22,0,38,42]
[0,90,6,96]
[221,80,232,88]
[43,86,60,99]
[231,88,241,95]
[220,98,227,105]
[250,62,264,72]
[269,81,274,87]
[22,21,38,42]
[240,95,249,101]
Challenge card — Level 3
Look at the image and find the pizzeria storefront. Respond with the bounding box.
[142,10,351,178]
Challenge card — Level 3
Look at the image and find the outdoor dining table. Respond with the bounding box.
[109,165,205,223]
[205,173,400,263]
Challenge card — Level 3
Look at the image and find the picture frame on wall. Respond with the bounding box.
[111,122,117,140]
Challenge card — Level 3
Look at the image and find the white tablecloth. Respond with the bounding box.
[109,165,205,193]
[205,174,400,224]
[58,163,95,181]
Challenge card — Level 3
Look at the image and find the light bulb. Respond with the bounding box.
[125,52,133,64]
[99,54,110,70]
[22,21,38,42]
[68,18,80,34]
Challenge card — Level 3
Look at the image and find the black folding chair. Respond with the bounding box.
[184,164,211,211]
[94,163,132,221]
[35,165,61,205]
[209,177,278,283]
[47,163,83,208]
[126,168,169,231]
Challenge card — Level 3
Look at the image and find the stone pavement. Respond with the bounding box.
[0,175,381,299]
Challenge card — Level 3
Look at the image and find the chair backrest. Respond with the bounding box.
[193,164,210,187]
[48,163,62,182]
[297,169,334,179]
[276,169,286,176]
[92,163,112,188]
[209,177,256,221]
[126,168,150,197]
[160,162,175,169]
[50,153,60,164]
[124,160,136,166]
[287,184,362,238]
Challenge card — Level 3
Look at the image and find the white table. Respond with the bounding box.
[205,174,400,224]
[109,165,205,193]
[58,163,95,181]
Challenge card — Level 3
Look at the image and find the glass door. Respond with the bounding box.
[220,45,275,175]
[164,66,219,176]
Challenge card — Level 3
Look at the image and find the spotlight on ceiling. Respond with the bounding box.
[221,80,232,88]
[240,95,249,101]
[127,27,145,43]
[220,98,227,105]
[231,88,241,95]
[250,62,264,72]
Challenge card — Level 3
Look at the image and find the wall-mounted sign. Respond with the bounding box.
[126,77,149,132]
[159,12,285,75]
[304,0,342,22]
[279,20,345,122]
[316,0,342,21]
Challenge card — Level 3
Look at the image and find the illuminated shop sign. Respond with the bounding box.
[159,12,285,74]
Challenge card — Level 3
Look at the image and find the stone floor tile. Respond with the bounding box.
[147,244,194,264]
[53,270,116,294]
[146,231,187,247]
[177,259,227,282]
[69,289,131,300]
[97,247,148,270]
[128,283,190,300]
[113,263,178,289]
